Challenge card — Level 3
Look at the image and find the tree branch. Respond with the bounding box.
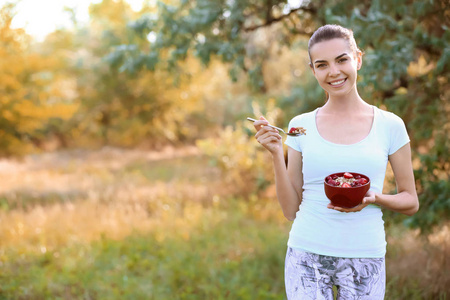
[266,0,273,23]
[243,5,317,32]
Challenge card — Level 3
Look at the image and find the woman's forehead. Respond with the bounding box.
[309,38,353,61]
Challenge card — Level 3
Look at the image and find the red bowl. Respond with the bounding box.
[324,172,370,208]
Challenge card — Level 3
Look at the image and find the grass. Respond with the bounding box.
[0,147,448,299]
[0,200,288,299]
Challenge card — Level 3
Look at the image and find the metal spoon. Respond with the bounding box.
[246,117,305,136]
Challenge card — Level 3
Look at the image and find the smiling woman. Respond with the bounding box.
[9,0,146,41]
[251,24,419,300]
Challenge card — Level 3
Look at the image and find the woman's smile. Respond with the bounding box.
[329,78,347,87]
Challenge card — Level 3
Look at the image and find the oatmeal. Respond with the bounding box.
[289,127,307,135]
[326,172,368,188]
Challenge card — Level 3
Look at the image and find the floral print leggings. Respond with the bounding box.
[285,247,385,300]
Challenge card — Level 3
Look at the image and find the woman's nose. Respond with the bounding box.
[329,63,340,76]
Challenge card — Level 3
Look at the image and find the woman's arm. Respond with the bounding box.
[328,143,419,215]
[373,143,419,215]
[254,117,302,220]
[274,147,303,220]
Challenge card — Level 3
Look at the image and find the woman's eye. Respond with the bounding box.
[316,64,326,68]
[338,58,348,63]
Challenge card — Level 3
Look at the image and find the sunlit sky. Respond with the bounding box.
[7,0,303,42]
[7,0,146,41]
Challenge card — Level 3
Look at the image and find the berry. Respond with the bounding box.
[343,172,353,179]
[341,182,352,188]
[328,179,338,186]
[357,178,368,185]
[326,176,332,182]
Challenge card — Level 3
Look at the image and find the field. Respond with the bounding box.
[0,147,448,299]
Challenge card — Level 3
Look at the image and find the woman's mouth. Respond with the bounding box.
[329,78,347,87]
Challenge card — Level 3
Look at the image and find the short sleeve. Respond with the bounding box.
[388,113,410,155]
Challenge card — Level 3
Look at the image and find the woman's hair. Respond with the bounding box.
[308,24,361,66]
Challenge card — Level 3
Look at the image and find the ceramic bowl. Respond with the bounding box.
[324,172,370,208]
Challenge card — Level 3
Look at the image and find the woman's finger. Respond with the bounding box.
[258,135,281,146]
[362,190,376,204]
[256,131,282,143]
[253,117,269,131]
[257,132,281,143]
[327,202,369,213]
[255,126,279,138]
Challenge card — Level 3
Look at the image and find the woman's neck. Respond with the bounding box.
[321,91,370,114]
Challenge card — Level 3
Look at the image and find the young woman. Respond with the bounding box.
[252,24,419,299]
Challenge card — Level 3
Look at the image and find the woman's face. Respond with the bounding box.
[309,38,362,98]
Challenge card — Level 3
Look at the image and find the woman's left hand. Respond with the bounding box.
[327,190,377,213]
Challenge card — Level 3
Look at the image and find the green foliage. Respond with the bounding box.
[197,123,274,198]
[117,0,318,90]
[0,0,447,232]
[58,0,206,147]
[321,0,450,231]
[117,0,449,232]
[278,68,327,121]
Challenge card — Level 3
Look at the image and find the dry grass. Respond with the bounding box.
[0,146,216,255]
[387,224,450,298]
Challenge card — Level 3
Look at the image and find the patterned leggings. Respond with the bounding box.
[285,247,385,300]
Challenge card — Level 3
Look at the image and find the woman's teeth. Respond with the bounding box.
[330,79,345,86]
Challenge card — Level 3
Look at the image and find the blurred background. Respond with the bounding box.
[0,0,448,299]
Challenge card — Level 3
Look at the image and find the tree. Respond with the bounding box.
[109,0,449,231]
[0,3,78,155]
[110,0,320,92]
[329,0,450,231]
[60,0,207,147]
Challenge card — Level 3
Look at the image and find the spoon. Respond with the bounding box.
[246,117,305,136]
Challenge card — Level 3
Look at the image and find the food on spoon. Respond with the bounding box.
[288,127,307,135]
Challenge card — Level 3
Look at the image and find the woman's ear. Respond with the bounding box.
[356,51,362,70]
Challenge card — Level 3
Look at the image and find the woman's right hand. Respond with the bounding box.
[253,116,283,155]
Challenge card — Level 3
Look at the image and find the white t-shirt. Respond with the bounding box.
[284,106,410,258]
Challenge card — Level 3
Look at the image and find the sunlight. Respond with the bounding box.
[10,0,146,41]
[288,0,304,9]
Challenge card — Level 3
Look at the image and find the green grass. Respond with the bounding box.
[2,197,447,299]
[0,150,448,299]
[0,199,289,299]
[0,190,85,212]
